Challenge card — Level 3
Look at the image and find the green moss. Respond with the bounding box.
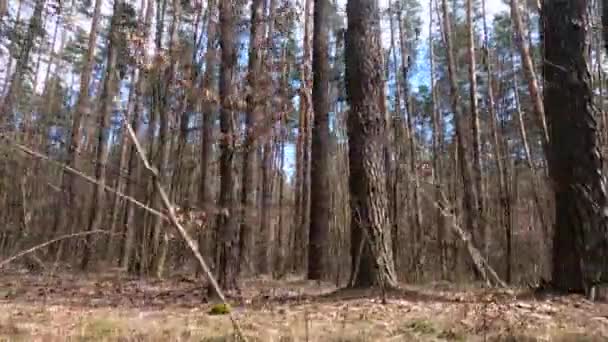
[209,303,232,315]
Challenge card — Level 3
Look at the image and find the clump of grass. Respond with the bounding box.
[78,317,125,340]
[404,319,437,335]
[209,303,232,315]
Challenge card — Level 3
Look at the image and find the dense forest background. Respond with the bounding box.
[0,0,607,301]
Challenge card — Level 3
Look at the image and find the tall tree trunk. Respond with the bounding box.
[239,0,266,276]
[466,0,486,257]
[81,2,122,270]
[440,0,486,284]
[308,0,331,280]
[105,72,137,263]
[198,0,218,273]
[214,0,241,292]
[429,0,447,280]
[345,0,398,289]
[544,0,608,295]
[292,0,313,274]
[150,0,181,278]
[51,0,103,258]
[122,0,154,271]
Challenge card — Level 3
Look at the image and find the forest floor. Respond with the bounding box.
[0,269,607,341]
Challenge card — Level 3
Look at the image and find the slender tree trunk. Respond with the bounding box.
[105,73,137,263]
[198,0,218,273]
[81,2,122,270]
[150,0,181,278]
[440,0,487,284]
[122,0,153,271]
[429,0,447,280]
[239,0,266,277]
[51,0,103,258]
[214,0,241,292]
[308,0,331,280]
[466,0,486,256]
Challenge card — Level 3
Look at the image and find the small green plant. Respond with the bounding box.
[209,303,232,315]
[78,318,123,340]
[405,319,437,335]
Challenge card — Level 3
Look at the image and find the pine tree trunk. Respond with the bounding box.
[544,0,608,295]
[308,0,331,280]
[51,0,103,258]
[239,0,266,277]
[198,0,218,274]
[214,0,241,292]
[466,0,486,257]
[345,0,398,289]
[81,2,122,270]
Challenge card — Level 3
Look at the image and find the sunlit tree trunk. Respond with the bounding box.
[544,0,608,296]
[346,0,398,289]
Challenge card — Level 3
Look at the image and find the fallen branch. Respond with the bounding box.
[0,230,111,269]
[121,116,248,341]
[413,177,507,288]
[0,136,169,221]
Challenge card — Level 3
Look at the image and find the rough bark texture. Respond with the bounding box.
[308,0,331,281]
[544,0,608,294]
[345,0,398,289]
[215,0,240,292]
[240,0,265,276]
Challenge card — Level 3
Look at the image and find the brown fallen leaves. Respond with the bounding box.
[0,271,607,341]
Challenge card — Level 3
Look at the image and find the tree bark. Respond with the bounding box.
[544,0,608,295]
[51,0,103,258]
[81,1,122,270]
[308,0,331,281]
[198,0,218,274]
[239,0,266,277]
[214,0,241,292]
[345,0,398,289]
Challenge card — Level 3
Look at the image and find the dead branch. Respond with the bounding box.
[413,177,507,288]
[121,116,248,341]
[0,136,169,221]
[0,230,111,269]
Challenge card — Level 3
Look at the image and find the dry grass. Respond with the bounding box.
[0,272,607,341]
